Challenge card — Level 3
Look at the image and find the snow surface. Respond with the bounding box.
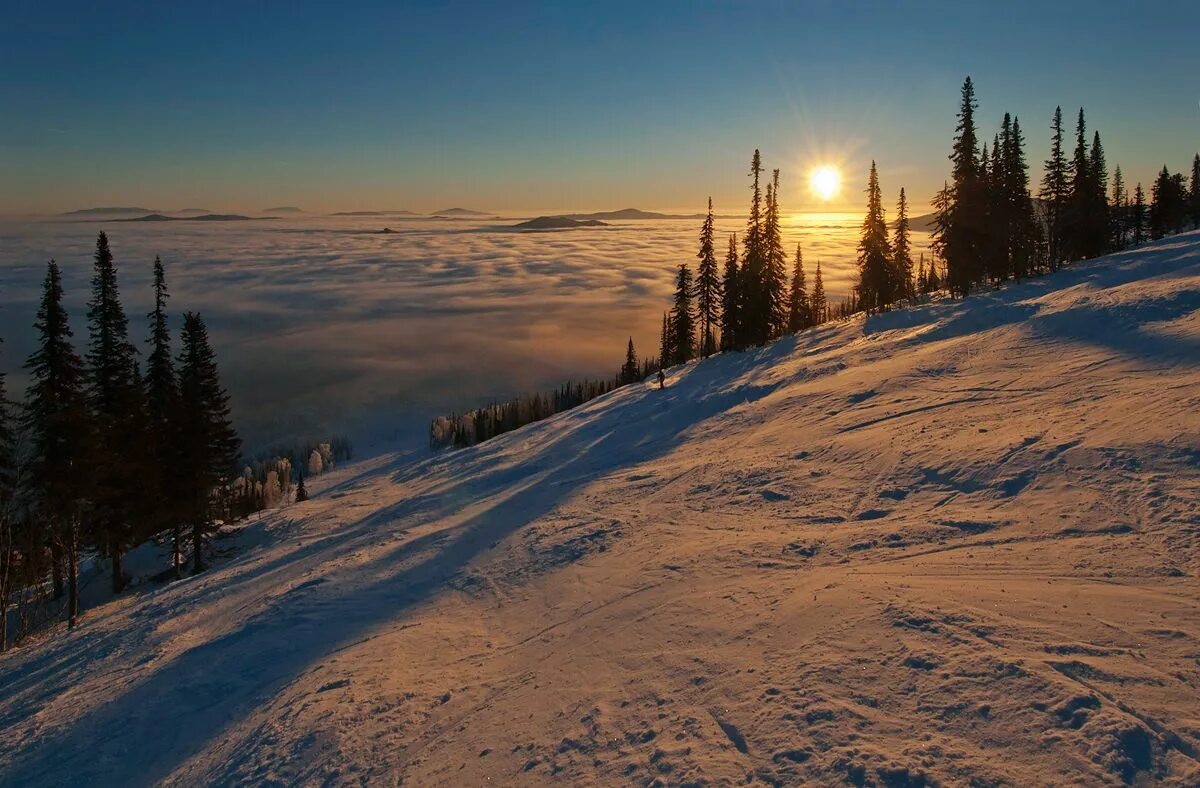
[1,233,1198,786]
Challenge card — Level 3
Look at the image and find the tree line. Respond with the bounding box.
[0,234,340,651]
[432,76,1198,453]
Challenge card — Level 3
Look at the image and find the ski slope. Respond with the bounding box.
[1,233,1198,786]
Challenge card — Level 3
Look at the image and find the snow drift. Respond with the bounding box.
[1,232,1198,786]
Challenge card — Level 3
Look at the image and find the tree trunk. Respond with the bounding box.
[111,541,124,595]
[67,527,78,629]
[191,521,205,575]
[50,540,64,600]
[172,523,183,581]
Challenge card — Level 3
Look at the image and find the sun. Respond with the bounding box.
[810,166,841,202]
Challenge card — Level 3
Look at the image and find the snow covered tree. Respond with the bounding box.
[669,263,696,365]
[857,161,891,312]
[1040,106,1069,269]
[694,198,721,357]
[176,312,240,575]
[892,187,914,299]
[23,261,88,627]
[787,243,809,333]
[720,233,740,351]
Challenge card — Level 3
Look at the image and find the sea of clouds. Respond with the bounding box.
[0,214,931,453]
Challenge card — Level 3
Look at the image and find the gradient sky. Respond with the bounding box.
[2,1,1197,215]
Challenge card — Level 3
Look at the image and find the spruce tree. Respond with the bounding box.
[1089,131,1110,254]
[659,311,672,369]
[892,187,914,299]
[857,161,891,312]
[176,312,240,575]
[763,170,789,338]
[1066,108,1094,260]
[620,337,639,384]
[1190,153,1200,228]
[669,263,696,365]
[1040,107,1069,269]
[740,150,769,346]
[23,261,88,627]
[295,472,309,503]
[719,233,740,351]
[694,198,721,357]
[85,232,147,594]
[1006,116,1038,280]
[944,76,984,296]
[810,260,827,325]
[1131,182,1148,245]
[787,243,809,333]
[144,256,184,577]
[1149,166,1188,239]
[1110,165,1127,249]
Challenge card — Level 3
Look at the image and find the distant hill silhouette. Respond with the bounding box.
[62,207,156,216]
[115,213,269,223]
[513,216,608,230]
[175,208,213,215]
[263,206,304,213]
[560,208,702,221]
[433,208,491,216]
[332,210,422,216]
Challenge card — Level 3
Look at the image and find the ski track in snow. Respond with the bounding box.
[1,233,1199,786]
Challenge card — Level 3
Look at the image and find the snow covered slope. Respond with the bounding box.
[2,233,1198,786]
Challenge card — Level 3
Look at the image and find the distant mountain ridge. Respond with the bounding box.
[432,208,491,217]
[114,213,270,223]
[513,216,608,230]
[62,207,157,216]
[263,206,304,213]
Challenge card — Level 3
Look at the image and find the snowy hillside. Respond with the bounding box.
[2,233,1198,786]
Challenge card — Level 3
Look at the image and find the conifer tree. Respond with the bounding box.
[295,472,308,503]
[787,243,809,333]
[1089,131,1110,254]
[0,363,14,652]
[915,254,927,294]
[857,161,891,312]
[1066,108,1099,260]
[23,261,88,627]
[1006,116,1039,280]
[892,187,914,299]
[1040,106,1069,269]
[944,76,986,295]
[1149,166,1188,239]
[669,263,696,365]
[1191,153,1200,228]
[719,233,740,351]
[740,150,770,346]
[1131,182,1148,245]
[144,256,185,576]
[810,259,827,325]
[694,198,721,357]
[763,170,789,337]
[1110,165,1127,249]
[930,180,952,265]
[925,252,941,292]
[659,311,672,369]
[621,337,639,384]
[85,232,148,594]
[176,312,240,575]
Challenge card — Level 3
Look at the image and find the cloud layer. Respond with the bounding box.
[0,215,931,450]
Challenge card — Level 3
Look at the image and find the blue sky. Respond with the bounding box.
[2,0,1197,214]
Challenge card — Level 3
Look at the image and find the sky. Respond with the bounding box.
[2,0,1197,216]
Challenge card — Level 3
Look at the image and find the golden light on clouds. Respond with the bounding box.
[810,166,841,202]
